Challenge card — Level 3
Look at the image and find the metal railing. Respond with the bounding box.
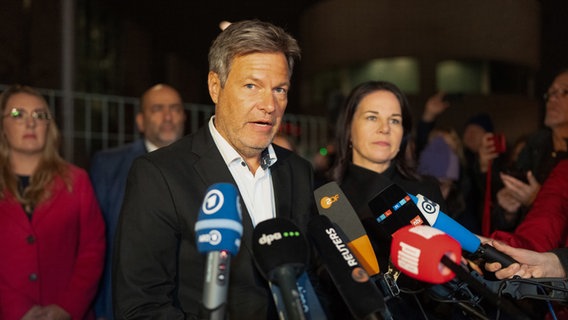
[0,85,328,167]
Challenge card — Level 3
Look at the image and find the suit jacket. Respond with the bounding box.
[90,139,147,319]
[113,125,316,319]
[0,165,105,320]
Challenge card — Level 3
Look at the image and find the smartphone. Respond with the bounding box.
[503,168,528,183]
[492,133,506,154]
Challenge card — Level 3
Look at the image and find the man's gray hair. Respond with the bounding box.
[208,20,301,86]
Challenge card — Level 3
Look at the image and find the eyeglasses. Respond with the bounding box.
[543,89,568,101]
[2,108,51,123]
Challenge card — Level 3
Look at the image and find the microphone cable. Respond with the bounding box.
[495,277,568,320]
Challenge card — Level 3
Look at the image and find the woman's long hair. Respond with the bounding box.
[332,81,419,182]
[0,85,69,208]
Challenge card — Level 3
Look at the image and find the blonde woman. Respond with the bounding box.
[0,85,105,320]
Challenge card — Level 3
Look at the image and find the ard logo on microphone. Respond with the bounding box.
[202,189,225,214]
[258,230,301,245]
[320,194,339,209]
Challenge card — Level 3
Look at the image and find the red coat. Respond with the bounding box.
[0,165,105,319]
[492,160,568,252]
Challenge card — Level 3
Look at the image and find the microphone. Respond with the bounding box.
[252,218,308,320]
[314,181,380,276]
[390,225,535,320]
[368,183,516,267]
[195,183,243,320]
[390,225,461,284]
[308,215,386,320]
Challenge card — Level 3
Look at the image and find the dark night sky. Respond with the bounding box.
[114,0,568,96]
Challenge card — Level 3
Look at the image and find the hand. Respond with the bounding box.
[38,305,71,320]
[21,305,46,320]
[478,133,500,173]
[422,92,449,122]
[500,171,540,206]
[496,187,522,214]
[484,241,565,279]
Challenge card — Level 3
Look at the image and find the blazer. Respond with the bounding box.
[90,139,147,319]
[113,125,316,319]
[0,165,105,320]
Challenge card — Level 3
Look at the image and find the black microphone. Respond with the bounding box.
[252,218,308,320]
[194,183,243,320]
[308,215,386,320]
[369,183,516,267]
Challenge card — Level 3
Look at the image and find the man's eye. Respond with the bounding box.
[151,105,163,112]
[170,104,184,113]
[245,84,256,89]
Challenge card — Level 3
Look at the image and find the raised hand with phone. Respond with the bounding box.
[478,132,505,173]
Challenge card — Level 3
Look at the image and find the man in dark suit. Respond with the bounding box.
[113,20,316,319]
[90,84,186,320]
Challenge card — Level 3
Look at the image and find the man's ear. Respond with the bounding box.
[208,71,220,104]
[135,113,145,133]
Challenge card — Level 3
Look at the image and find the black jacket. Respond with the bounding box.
[113,125,316,319]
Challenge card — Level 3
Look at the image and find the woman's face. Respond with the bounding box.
[2,93,50,157]
[350,90,403,173]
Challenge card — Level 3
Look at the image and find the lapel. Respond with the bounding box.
[189,128,297,256]
[270,151,293,221]
[0,193,31,231]
[190,127,256,253]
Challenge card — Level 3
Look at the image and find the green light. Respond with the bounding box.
[319,147,328,156]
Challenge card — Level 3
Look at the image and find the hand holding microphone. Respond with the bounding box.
[195,183,243,320]
[484,240,567,279]
[390,225,535,320]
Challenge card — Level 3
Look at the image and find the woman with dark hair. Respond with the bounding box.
[331,81,448,318]
[0,85,105,319]
[333,81,446,252]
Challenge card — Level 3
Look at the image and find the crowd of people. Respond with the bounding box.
[1,18,567,320]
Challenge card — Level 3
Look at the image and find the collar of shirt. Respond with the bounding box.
[208,116,278,226]
[144,139,159,153]
[208,116,278,170]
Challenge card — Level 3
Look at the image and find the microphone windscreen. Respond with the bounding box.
[314,181,380,275]
[391,225,461,284]
[308,215,386,319]
[195,183,243,255]
[252,218,308,282]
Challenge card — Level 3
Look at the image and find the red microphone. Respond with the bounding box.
[390,225,461,284]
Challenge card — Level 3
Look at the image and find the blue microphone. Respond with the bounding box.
[195,183,243,320]
[369,184,516,267]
